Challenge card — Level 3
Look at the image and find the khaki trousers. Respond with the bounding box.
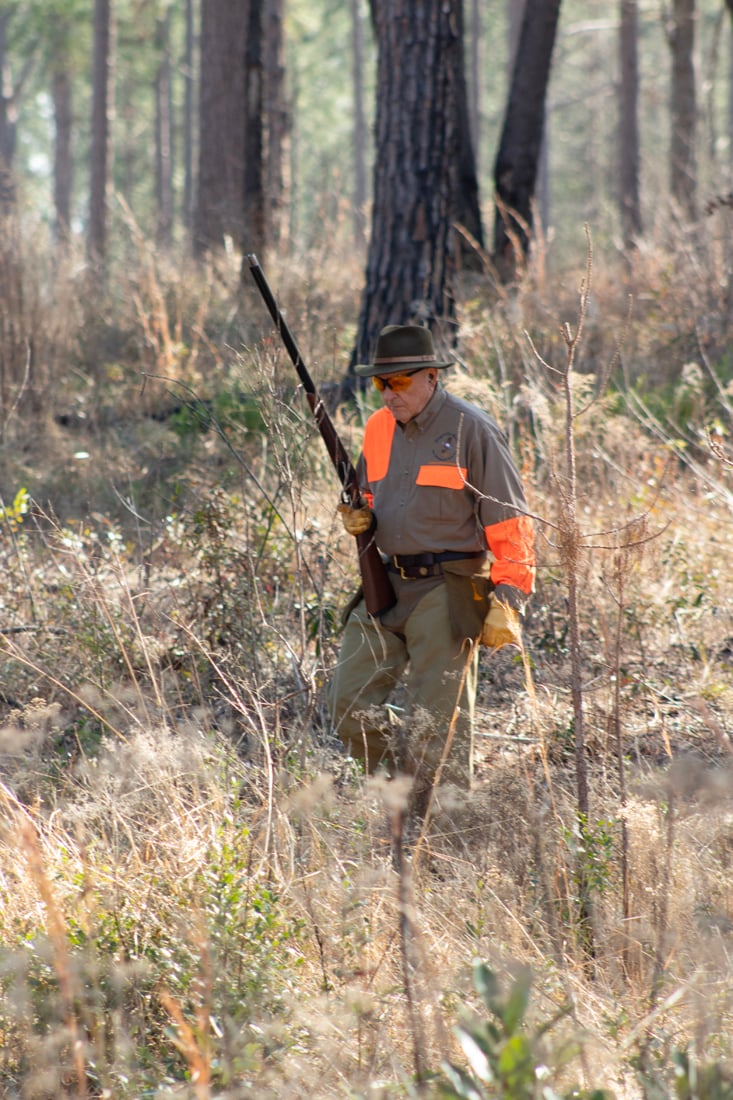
[327,581,478,790]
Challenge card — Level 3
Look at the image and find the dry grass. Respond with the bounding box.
[0,221,732,1097]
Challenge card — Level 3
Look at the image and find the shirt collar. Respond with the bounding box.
[409,385,446,431]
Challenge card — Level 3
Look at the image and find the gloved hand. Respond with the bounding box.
[337,501,375,536]
[481,599,522,649]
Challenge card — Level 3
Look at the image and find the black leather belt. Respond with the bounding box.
[386,550,484,580]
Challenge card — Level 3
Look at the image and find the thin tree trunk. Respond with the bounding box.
[265,0,288,248]
[509,0,523,60]
[244,0,265,259]
[89,0,113,265]
[619,0,642,248]
[668,0,698,219]
[183,0,195,231]
[155,8,174,247]
[509,0,550,235]
[727,0,733,162]
[351,0,368,248]
[468,0,480,158]
[493,0,561,279]
[52,66,73,242]
[194,0,247,254]
[0,13,17,213]
[454,0,484,266]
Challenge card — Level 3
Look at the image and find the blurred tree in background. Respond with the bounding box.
[0,1,730,294]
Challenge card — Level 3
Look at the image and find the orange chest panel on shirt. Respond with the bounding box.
[416,464,468,489]
[363,408,396,483]
[364,409,466,489]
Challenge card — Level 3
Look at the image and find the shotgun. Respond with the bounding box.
[246,254,396,618]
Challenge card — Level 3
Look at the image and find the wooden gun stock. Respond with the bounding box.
[246,254,396,618]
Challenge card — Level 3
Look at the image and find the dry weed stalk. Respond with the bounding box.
[19,818,88,1098]
[391,801,427,1087]
[158,989,212,1099]
[609,536,634,982]
[523,227,651,968]
[524,230,598,962]
[158,927,215,1100]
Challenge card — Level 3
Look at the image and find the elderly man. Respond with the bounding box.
[328,324,535,804]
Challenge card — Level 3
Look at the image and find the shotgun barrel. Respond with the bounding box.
[246,254,396,618]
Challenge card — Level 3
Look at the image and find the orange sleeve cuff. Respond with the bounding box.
[484,514,536,594]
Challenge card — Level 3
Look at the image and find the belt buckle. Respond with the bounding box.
[392,555,411,580]
[392,555,431,580]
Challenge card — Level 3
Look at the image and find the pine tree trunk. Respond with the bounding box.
[155,8,174,247]
[183,0,195,231]
[619,0,642,248]
[0,13,17,213]
[194,0,247,254]
[454,0,484,266]
[492,0,561,280]
[351,0,368,248]
[243,0,265,259]
[467,0,480,155]
[265,0,288,247]
[352,0,464,369]
[669,0,697,220]
[89,0,113,264]
[52,68,73,242]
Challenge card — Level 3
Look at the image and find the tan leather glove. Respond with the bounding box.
[481,599,522,649]
[337,502,375,536]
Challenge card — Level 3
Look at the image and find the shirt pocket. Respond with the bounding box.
[415,464,468,525]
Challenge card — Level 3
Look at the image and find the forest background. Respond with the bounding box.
[0,0,732,1097]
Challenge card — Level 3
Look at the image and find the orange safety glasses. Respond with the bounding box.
[372,368,423,393]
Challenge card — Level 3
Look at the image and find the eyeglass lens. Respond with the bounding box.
[373,370,420,393]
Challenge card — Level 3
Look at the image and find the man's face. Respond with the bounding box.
[373,368,437,423]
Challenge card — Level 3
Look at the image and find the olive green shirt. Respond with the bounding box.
[357,387,533,631]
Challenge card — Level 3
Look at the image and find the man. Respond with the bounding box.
[328,324,535,802]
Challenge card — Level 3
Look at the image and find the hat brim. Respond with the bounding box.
[354,358,453,378]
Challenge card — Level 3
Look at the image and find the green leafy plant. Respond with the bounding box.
[566,815,616,897]
[632,1043,733,1100]
[0,486,29,528]
[437,959,611,1100]
[671,1048,733,1100]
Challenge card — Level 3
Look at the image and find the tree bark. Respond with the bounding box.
[265,0,288,247]
[52,66,73,243]
[467,0,480,158]
[351,0,368,248]
[243,0,265,259]
[183,0,195,231]
[619,0,642,248]
[0,13,17,213]
[155,7,174,247]
[668,0,697,220]
[454,0,484,266]
[194,0,247,254]
[492,0,561,280]
[89,0,113,266]
[351,0,466,369]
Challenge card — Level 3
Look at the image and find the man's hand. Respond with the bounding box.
[337,502,375,536]
[481,599,522,649]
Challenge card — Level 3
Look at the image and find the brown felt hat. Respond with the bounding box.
[354,324,453,378]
